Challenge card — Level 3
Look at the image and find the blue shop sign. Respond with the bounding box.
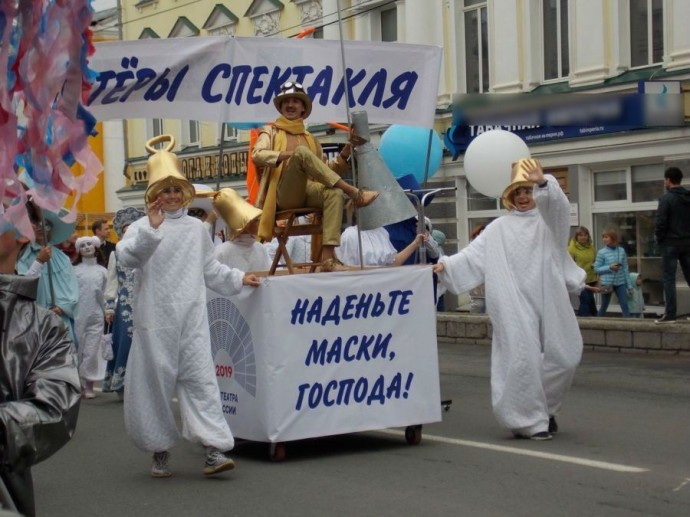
[444,81,684,159]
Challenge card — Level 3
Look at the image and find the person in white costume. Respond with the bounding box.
[208,188,272,272]
[336,200,426,267]
[433,159,585,440]
[72,236,107,399]
[116,135,261,478]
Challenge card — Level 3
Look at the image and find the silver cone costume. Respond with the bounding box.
[0,274,81,517]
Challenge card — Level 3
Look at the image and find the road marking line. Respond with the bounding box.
[673,477,690,492]
[376,429,648,473]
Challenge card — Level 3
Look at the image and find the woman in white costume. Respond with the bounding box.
[116,135,261,478]
[73,236,107,399]
[434,159,584,440]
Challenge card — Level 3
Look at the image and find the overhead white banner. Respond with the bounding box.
[207,266,441,443]
[88,36,442,127]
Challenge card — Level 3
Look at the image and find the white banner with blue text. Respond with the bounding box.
[88,36,442,127]
[207,266,441,443]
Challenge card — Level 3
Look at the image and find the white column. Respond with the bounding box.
[569,0,608,86]
[490,0,522,92]
[403,0,447,102]
[103,120,126,212]
[322,0,343,41]
[667,0,690,71]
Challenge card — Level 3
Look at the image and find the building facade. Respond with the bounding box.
[109,0,690,313]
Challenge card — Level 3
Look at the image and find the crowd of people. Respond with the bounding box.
[3,82,689,514]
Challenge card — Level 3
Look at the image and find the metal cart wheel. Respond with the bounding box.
[404,425,422,445]
[269,442,286,462]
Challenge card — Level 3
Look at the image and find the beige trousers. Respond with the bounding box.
[276,146,344,246]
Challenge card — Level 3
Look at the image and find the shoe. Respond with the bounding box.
[203,447,235,476]
[654,314,676,324]
[319,257,346,273]
[530,431,553,441]
[353,189,379,208]
[548,416,558,434]
[151,451,172,478]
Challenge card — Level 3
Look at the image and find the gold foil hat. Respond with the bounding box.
[211,188,262,240]
[502,158,539,211]
[144,135,195,206]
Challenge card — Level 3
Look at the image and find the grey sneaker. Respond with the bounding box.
[151,451,172,478]
[203,447,235,476]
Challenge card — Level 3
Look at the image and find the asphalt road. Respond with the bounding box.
[32,343,690,517]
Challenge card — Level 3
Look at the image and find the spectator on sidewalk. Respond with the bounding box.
[654,166,690,324]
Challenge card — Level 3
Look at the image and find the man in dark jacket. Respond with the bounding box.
[1,208,81,516]
[654,166,690,324]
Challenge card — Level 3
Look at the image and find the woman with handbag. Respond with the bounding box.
[594,228,634,317]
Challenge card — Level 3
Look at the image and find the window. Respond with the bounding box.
[594,170,627,202]
[222,124,239,143]
[457,0,489,93]
[147,118,164,140]
[183,120,200,148]
[381,7,397,42]
[630,0,664,67]
[543,0,569,80]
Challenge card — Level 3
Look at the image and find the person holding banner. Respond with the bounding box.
[209,188,272,272]
[433,159,584,441]
[252,81,379,272]
[116,135,261,478]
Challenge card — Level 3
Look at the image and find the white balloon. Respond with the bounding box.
[463,130,531,198]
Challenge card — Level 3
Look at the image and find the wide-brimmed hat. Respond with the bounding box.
[113,206,145,239]
[144,135,195,206]
[211,188,262,240]
[273,81,312,119]
[502,158,538,211]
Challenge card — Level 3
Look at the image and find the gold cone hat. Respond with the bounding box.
[502,158,539,211]
[212,188,262,240]
[144,135,195,206]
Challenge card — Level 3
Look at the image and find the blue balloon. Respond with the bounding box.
[379,125,443,182]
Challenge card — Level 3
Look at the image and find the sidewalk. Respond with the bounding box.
[437,312,690,353]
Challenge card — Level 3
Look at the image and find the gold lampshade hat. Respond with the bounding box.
[502,158,540,211]
[212,188,262,240]
[144,134,195,206]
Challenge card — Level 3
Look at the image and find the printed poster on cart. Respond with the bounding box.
[207,266,442,443]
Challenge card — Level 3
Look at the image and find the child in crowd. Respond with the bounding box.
[209,188,272,272]
[594,228,634,318]
[627,272,645,318]
[73,236,108,399]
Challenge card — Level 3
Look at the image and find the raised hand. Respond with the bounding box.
[523,158,546,186]
[148,198,165,229]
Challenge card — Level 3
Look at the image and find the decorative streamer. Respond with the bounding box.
[0,0,101,239]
